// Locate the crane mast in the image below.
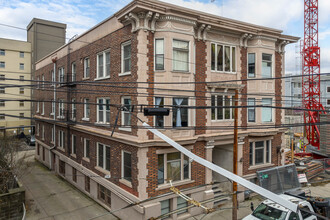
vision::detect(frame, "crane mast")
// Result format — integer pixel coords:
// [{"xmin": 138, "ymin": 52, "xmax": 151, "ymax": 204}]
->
[{"xmin": 303, "ymin": 0, "xmax": 324, "ymax": 149}]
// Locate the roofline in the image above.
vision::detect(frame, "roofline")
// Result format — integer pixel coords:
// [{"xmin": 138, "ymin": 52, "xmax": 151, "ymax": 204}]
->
[
  {"xmin": 27, "ymin": 18, "xmax": 67, "ymax": 30},
  {"xmin": 0, "ymin": 37, "xmax": 31, "ymax": 44}
]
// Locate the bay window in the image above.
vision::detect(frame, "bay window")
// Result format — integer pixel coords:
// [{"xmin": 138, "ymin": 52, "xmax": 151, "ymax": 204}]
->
[
  {"xmin": 262, "ymin": 98, "xmax": 272, "ymax": 122},
  {"xmin": 172, "ymin": 98, "xmax": 188, "ymax": 127},
  {"xmin": 173, "ymin": 40, "xmax": 189, "ymax": 72},
  {"xmin": 211, "ymin": 43, "xmax": 236, "ymax": 73},
  {"xmin": 248, "ymin": 53, "xmax": 256, "ymax": 78},
  {"xmin": 248, "ymin": 98, "xmax": 256, "ymax": 122},
  {"xmin": 211, "ymin": 95, "xmax": 234, "ymax": 120},
  {"xmin": 262, "ymin": 54, "xmax": 272, "ymax": 78}
]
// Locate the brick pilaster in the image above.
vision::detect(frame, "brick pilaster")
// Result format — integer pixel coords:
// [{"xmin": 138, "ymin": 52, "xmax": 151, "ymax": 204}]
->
[{"xmin": 240, "ymin": 47, "xmax": 248, "ymax": 128}]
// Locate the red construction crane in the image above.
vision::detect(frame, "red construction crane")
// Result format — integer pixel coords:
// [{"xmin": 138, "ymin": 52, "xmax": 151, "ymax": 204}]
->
[{"xmin": 302, "ymin": 0, "xmax": 326, "ymax": 149}]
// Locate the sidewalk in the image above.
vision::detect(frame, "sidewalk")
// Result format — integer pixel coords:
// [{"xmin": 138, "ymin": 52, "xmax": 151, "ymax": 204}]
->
[{"xmin": 19, "ymin": 150, "xmax": 118, "ymax": 220}]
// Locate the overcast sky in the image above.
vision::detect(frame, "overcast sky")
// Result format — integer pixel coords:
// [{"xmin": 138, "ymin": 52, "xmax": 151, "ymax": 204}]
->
[{"xmin": 1, "ymin": 0, "xmax": 330, "ymax": 73}]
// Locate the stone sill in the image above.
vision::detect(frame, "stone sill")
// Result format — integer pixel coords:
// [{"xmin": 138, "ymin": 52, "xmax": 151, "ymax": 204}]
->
[
  {"xmin": 156, "ymin": 179, "xmax": 194, "ymax": 191},
  {"xmin": 119, "ymin": 178, "xmax": 132, "ymax": 188}
]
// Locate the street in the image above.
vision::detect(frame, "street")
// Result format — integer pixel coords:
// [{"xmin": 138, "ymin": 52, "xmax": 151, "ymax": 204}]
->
[{"xmin": 19, "ymin": 150, "xmax": 118, "ymax": 220}]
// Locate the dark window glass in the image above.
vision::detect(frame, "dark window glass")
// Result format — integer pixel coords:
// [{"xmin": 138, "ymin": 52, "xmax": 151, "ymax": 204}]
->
[
  {"xmin": 248, "ymin": 53, "xmax": 256, "ymax": 77},
  {"xmin": 123, "ymin": 152, "xmax": 132, "ymax": 181},
  {"xmin": 98, "ymin": 144, "xmax": 103, "ymax": 167},
  {"xmin": 158, "ymin": 154, "xmax": 164, "ymax": 184}
]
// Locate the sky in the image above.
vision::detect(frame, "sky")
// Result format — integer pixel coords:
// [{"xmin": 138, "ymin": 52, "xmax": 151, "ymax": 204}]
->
[{"xmin": 1, "ymin": 0, "xmax": 330, "ymax": 73}]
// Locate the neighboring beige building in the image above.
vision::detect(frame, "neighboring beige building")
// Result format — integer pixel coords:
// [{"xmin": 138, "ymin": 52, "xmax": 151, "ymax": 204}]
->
[{"xmin": 0, "ymin": 38, "xmax": 31, "ymax": 135}]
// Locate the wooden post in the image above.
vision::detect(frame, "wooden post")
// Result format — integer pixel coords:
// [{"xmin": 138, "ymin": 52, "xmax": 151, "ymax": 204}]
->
[
  {"xmin": 291, "ymin": 137, "xmax": 294, "ymax": 164},
  {"xmin": 232, "ymin": 90, "xmax": 238, "ymax": 220}
]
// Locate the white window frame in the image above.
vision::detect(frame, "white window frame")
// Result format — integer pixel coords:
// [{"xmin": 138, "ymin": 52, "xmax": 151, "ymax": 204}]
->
[
  {"xmin": 97, "ymin": 143, "xmax": 111, "ymax": 171},
  {"xmin": 41, "ymin": 101, "xmax": 45, "ymax": 115},
  {"xmin": 84, "ymin": 138, "xmax": 90, "ymax": 158},
  {"xmin": 71, "ymin": 98, "xmax": 76, "ymax": 120},
  {"xmin": 58, "ymin": 67, "xmax": 65, "ymax": 83},
  {"xmin": 248, "ymin": 53, "xmax": 256, "ymax": 78},
  {"xmin": 83, "ymin": 98, "xmax": 90, "ymax": 120},
  {"xmin": 84, "ymin": 57, "xmax": 90, "ymax": 78},
  {"xmin": 261, "ymin": 53, "xmax": 273, "ymax": 78},
  {"xmin": 96, "ymin": 49, "xmax": 110, "ymax": 79},
  {"xmin": 261, "ymin": 98, "xmax": 273, "ymax": 122},
  {"xmin": 19, "ymin": 63, "xmax": 24, "ymax": 70},
  {"xmin": 0, "ymin": 62, "xmax": 5, "ymax": 68},
  {"xmin": 247, "ymin": 98, "xmax": 256, "ymax": 123},
  {"xmin": 249, "ymin": 140, "xmax": 271, "ymax": 167},
  {"xmin": 0, "ymin": 49, "xmax": 5, "ymax": 56},
  {"xmin": 36, "ymin": 101, "xmax": 39, "ymax": 113},
  {"xmin": 58, "ymin": 99, "xmax": 65, "ymax": 118},
  {"xmin": 51, "ymin": 70, "xmax": 55, "ymax": 83},
  {"xmin": 172, "ymin": 39, "xmax": 190, "ymax": 72},
  {"xmin": 211, "ymin": 95, "xmax": 234, "ymax": 121},
  {"xmin": 97, "ymin": 98, "xmax": 110, "ymax": 124},
  {"xmin": 51, "ymin": 100, "xmax": 55, "ymax": 116},
  {"xmin": 71, "ymin": 134, "xmax": 76, "ymax": 155},
  {"xmin": 210, "ymin": 43, "xmax": 236, "ymax": 73},
  {"xmin": 154, "ymin": 97, "xmax": 165, "ymax": 128},
  {"xmin": 42, "ymin": 125, "xmax": 45, "ymax": 140},
  {"xmin": 19, "ymin": 51, "xmax": 24, "ymax": 58},
  {"xmin": 155, "ymin": 38, "xmax": 165, "ymax": 71},
  {"xmin": 71, "ymin": 62, "xmax": 76, "ymax": 81},
  {"xmin": 120, "ymin": 41, "xmax": 131, "ymax": 76},
  {"xmin": 172, "ymin": 97, "xmax": 189, "ymax": 127},
  {"xmin": 58, "ymin": 130, "xmax": 65, "ymax": 148},
  {"xmin": 121, "ymin": 150, "xmax": 132, "ymax": 182},
  {"xmin": 157, "ymin": 152, "xmax": 191, "ymax": 185},
  {"xmin": 121, "ymin": 96, "xmax": 131, "ymax": 129}
]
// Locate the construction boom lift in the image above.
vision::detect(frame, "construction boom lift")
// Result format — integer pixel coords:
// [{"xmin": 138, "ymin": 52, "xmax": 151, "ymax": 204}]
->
[{"xmin": 302, "ymin": 0, "xmax": 327, "ymax": 151}]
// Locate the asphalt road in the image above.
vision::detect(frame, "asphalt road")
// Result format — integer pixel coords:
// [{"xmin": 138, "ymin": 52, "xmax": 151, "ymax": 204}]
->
[{"xmin": 19, "ymin": 150, "xmax": 118, "ymax": 220}]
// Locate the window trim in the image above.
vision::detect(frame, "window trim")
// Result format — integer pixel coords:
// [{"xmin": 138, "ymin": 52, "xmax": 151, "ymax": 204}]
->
[
  {"xmin": 172, "ymin": 39, "xmax": 190, "ymax": 72},
  {"xmin": 58, "ymin": 67, "xmax": 65, "ymax": 83},
  {"xmin": 71, "ymin": 62, "xmax": 76, "ymax": 82},
  {"xmin": 120, "ymin": 41, "xmax": 131, "ymax": 76},
  {"xmin": 248, "ymin": 98, "xmax": 256, "ymax": 123},
  {"xmin": 121, "ymin": 150, "xmax": 132, "ymax": 182},
  {"xmin": 155, "ymin": 38, "xmax": 165, "ymax": 71},
  {"xmin": 172, "ymin": 97, "xmax": 189, "ymax": 128},
  {"xmin": 71, "ymin": 98, "xmax": 76, "ymax": 120},
  {"xmin": 261, "ymin": 53, "xmax": 273, "ymax": 78},
  {"xmin": 210, "ymin": 42, "xmax": 236, "ymax": 73},
  {"xmin": 58, "ymin": 130, "xmax": 65, "ymax": 149},
  {"xmin": 83, "ymin": 57, "xmax": 90, "ymax": 79},
  {"xmin": 261, "ymin": 98, "xmax": 273, "ymax": 123},
  {"xmin": 211, "ymin": 94, "xmax": 234, "ymax": 121},
  {"xmin": 83, "ymin": 98, "xmax": 90, "ymax": 120},
  {"xmin": 96, "ymin": 97, "xmax": 110, "ymax": 124},
  {"xmin": 249, "ymin": 139, "xmax": 272, "ymax": 167},
  {"xmin": 84, "ymin": 138, "xmax": 90, "ymax": 159},
  {"xmin": 58, "ymin": 99, "xmax": 65, "ymax": 119},
  {"xmin": 96, "ymin": 143, "xmax": 111, "ymax": 172},
  {"xmin": 154, "ymin": 97, "xmax": 165, "ymax": 128},
  {"xmin": 247, "ymin": 53, "xmax": 256, "ymax": 78},
  {"xmin": 96, "ymin": 49, "xmax": 110, "ymax": 79},
  {"xmin": 120, "ymin": 96, "xmax": 132, "ymax": 130}
]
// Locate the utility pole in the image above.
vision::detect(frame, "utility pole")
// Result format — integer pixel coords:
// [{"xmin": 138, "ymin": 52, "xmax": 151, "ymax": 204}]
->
[{"xmin": 232, "ymin": 90, "xmax": 238, "ymax": 220}]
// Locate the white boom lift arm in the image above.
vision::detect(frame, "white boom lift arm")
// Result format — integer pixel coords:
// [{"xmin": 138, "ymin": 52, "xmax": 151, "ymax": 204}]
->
[{"xmin": 143, "ymin": 122, "xmax": 298, "ymax": 213}]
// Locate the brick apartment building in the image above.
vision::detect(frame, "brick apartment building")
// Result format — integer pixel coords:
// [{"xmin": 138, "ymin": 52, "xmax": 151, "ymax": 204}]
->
[{"xmin": 33, "ymin": 0, "xmax": 299, "ymax": 219}]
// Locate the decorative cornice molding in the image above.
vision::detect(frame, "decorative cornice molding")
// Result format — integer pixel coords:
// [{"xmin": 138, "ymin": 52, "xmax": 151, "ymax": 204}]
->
[
  {"xmin": 277, "ymin": 40, "xmax": 288, "ymax": 54},
  {"xmin": 158, "ymin": 15, "xmax": 197, "ymax": 26}
]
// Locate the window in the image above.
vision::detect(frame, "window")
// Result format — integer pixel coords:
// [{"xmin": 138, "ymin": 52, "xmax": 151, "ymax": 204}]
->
[
  {"xmin": 288, "ymin": 212, "xmax": 299, "ymax": 220},
  {"xmin": 0, "ymin": 62, "xmax": 5, "ymax": 68},
  {"xmin": 19, "ymin": 76, "xmax": 24, "ymax": 81},
  {"xmin": 122, "ymin": 151, "xmax": 131, "ymax": 181},
  {"xmin": 177, "ymin": 197, "xmax": 188, "ymax": 215},
  {"xmin": 71, "ymin": 62, "xmax": 76, "ymax": 81},
  {"xmin": 0, "ymin": 101, "xmax": 4, "ymax": 107},
  {"xmin": 36, "ymin": 101, "xmax": 39, "ymax": 113},
  {"xmin": 19, "ymin": 88, "xmax": 24, "ymax": 94},
  {"xmin": 173, "ymin": 40, "xmax": 189, "ymax": 72},
  {"xmin": 59, "ymin": 99, "xmax": 65, "ymax": 118},
  {"xmin": 327, "ymin": 87, "xmax": 330, "ymax": 93},
  {"xmin": 155, "ymin": 97, "xmax": 164, "ymax": 127},
  {"xmin": 211, "ymin": 95, "xmax": 234, "ymax": 121},
  {"xmin": 51, "ymin": 100, "xmax": 55, "ymax": 115},
  {"xmin": 72, "ymin": 134, "xmax": 76, "ymax": 155},
  {"xmin": 248, "ymin": 53, "xmax": 256, "ymax": 77},
  {"xmin": 121, "ymin": 41, "xmax": 131, "ymax": 74},
  {"xmin": 158, "ymin": 152, "xmax": 190, "ymax": 184},
  {"xmin": 249, "ymin": 140, "xmax": 271, "ymax": 166},
  {"xmin": 97, "ymin": 98, "xmax": 110, "ymax": 123},
  {"xmin": 41, "ymin": 102, "xmax": 44, "ymax": 115},
  {"xmin": 173, "ymin": 98, "xmax": 188, "ymax": 127},
  {"xmin": 20, "ymin": 113, "xmax": 24, "ymax": 119},
  {"xmin": 85, "ymin": 176, "xmax": 90, "ymax": 192},
  {"xmin": 211, "ymin": 43, "xmax": 236, "ymax": 72},
  {"xmin": 0, "ymin": 75, "xmax": 4, "ymax": 80},
  {"xmin": 71, "ymin": 99, "xmax": 76, "ymax": 120},
  {"xmin": 328, "ymin": 99, "xmax": 330, "ymax": 105},
  {"xmin": 84, "ymin": 138, "xmax": 90, "ymax": 158},
  {"xmin": 59, "ymin": 160, "xmax": 65, "ymax": 175},
  {"xmin": 51, "ymin": 127, "xmax": 54, "ymax": 143},
  {"xmin": 72, "ymin": 167, "xmax": 77, "ymax": 182},
  {"xmin": 97, "ymin": 50, "xmax": 110, "ymax": 78},
  {"xmin": 84, "ymin": 98, "xmax": 90, "ymax": 119},
  {"xmin": 0, "ymin": 88, "xmax": 4, "ymax": 94},
  {"xmin": 58, "ymin": 67, "xmax": 65, "ymax": 83},
  {"xmin": 41, "ymin": 125, "xmax": 45, "ymax": 140},
  {"xmin": 262, "ymin": 98, "xmax": 272, "ymax": 122},
  {"xmin": 300, "ymin": 206, "xmax": 312, "ymax": 219},
  {"xmin": 19, "ymin": 52, "xmax": 24, "ymax": 58},
  {"xmin": 19, "ymin": 63, "xmax": 24, "ymax": 70},
  {"xmin": 248, "ymin": 98, "xmax": 256, "ymax": 122},
  {"xmin": 262, "ymin": 54, "xmax": 272, "ymax": 78},
  {"xmin": 0, "ymin": 49, "xmax": 4, "ymax": 56},
  {"xmin": 97, "ymin": 143, "xmax": 110, "ymax": 171},
  {"xmin": 161, "ymin": 200, "xmax": 170, "ymax": 219},
  {"xmin": 0, "ymin": 114, "xmax": 4, "ymax": 120},
  {"xmin": 155, "ymin": 39, "xmax": 164, "ymax": 70},
  {"xmin": 98, "ymin": 185, "xmax": 111, "ymax": 207},
  {"xmin": 59, "ymin": 130, "xmax": 65, "ymax": 148},
  {"xmin": 122, "ymin": 97, "xmax": 131, "ymax": 126},
  {"xmin": 84, "ymin": 58, "xmax": 90, "ymax": 78}
]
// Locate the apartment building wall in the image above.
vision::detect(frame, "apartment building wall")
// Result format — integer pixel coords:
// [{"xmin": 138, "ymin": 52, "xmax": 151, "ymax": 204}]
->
[
  {"xmin": 0, "ymin": 38, "xmax": 31, "ymax": 135},
  {"xmin": 33, "ymin": 0, "xmax": 298, "ymax": 219}
]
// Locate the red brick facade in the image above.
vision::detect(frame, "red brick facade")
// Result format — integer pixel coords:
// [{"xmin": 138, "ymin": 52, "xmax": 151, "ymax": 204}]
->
[
  {"xmin": 275, "ymin": 52, "xmax": 283, "ymax": 126},
  {"xmin": 147, "ymin": 32, "xmax": 155, "ymax": 140},
  {"xmin": 240, "ymin": 47, "xmax": 248, "ymax": 128},
  {"xmin": 195, "ymin": 40, "xmax": 207, "ymax": 135}
]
